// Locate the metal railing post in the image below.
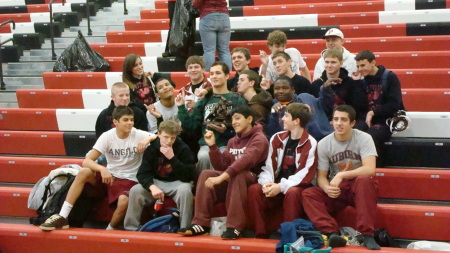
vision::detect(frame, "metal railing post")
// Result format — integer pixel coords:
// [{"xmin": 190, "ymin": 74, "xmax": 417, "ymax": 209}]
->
[
  {"xmin": 86, "ymin": 0, "xmax": 92, "ymax": 35},
  {"xmin": 124, "ymin": 0, "xmax": 128, "ymax": 15},
  {"xmin": 49, "ymin": 0, "xmax": 65, "ymax": 61},
  {"xmin": 0, "ymin": 20, "xmax": 15, "ymax": 90}
]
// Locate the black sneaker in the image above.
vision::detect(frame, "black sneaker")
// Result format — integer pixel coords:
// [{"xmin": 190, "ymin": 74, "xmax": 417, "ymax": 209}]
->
[
  {"xmin": 328, "ymin": 233, "xmax": 347, "ymax": 248},
  {"xmin": 39, "ymin": 214, "xmax": 69, "ymax": 231},
  {"xmin": 221, "ymin": 227, "xmax": 240, "ymax": 240},
  {"xmin": 178, "ymin": 224, "xmax": 209, "ymax": 236}
]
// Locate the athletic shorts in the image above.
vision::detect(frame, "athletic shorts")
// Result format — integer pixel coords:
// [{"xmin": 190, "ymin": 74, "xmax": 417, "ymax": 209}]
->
[{"xmin": 83, "ymin": 172, "xmax": 137, "ymax": 205}]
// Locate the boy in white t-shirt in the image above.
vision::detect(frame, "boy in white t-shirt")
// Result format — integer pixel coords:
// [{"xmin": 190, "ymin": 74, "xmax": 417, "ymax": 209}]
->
[
  {"xmin": 259, "ymin": 30, "xmax": 311, "ymax": 83},
  {"xmin": 39, "ymin": 106, "xmax": 155, "ymax": 231}
]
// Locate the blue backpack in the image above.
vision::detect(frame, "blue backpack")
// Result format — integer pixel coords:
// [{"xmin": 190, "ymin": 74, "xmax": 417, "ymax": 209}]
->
[{"xmin": 139, "ymin": 208, "xmax": 180, "ymax": 233}]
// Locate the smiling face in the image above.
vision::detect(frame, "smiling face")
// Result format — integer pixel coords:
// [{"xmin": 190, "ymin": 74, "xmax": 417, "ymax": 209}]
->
[
  {"xmin": 273, "ymin": 56, "xmax": 291, "ymax": 76},
  {"xmin": 231, "ymin": 112, "xmax": 253, "ymax": 134},
  {"xmin": 112, "ymin": 87, "xmax": 131, "ymax": 107},
  {"xmin": 281, "ymin": 112, "xmax": 298, "ymax": 131},
  {"xmin": 114, "ymin": 114, "xmax": 134, "ymax": 134},
  {"xmin": 269, "ymin": 43, "xmax": 286, "ymax": 55},
  {"xmin": 332, "ymin": 110, "xmax": 355, "ymax": 137},
  {"xmin": 156, "ymin": 79, "xmax": 174, "ymax": 100},
  {"xmin": 325, "ymin": 36, "xmax": 344, "ymax": 50},
  {"xmin": 209, "ymin": 65, "xmax": 229, "ymax": 88},
  {"xmin": 356, "ymin": 59, "xmax": 377, "ymax": 77},
  {"xmin": 187, "ymin": 63, "xmax": 204, "ymax": 84},
  {"xmin": 324, "ymin": 56, "xmax": 343, "ymax": 76},
  {"xmin": 273, "ymin": 79, "xmax": 295, "ymax": 102},
  {"xmin": 232, "ymin": 51, "xmax": 250, "ymax": 73},
  {"xmin": 132, "ymin": 57, "xmax": 144, "ymax": 78}
]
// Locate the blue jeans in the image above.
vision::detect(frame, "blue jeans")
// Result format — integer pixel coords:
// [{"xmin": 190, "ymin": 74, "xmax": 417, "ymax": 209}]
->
[{"xmin": 199, "ymin": 12, "xmax": 232, "ymax": 71}]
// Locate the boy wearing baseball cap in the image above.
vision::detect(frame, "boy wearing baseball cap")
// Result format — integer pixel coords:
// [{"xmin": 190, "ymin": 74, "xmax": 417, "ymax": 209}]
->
[{"xmin": 313, "ymin": 28, "xmax": 357, "ymax": 80}]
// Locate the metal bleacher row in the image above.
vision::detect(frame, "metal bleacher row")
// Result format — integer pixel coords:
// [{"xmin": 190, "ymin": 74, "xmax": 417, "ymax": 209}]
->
[{"xmin": 0, "ymin": 0, "xmax": 449, "ymax": 252}]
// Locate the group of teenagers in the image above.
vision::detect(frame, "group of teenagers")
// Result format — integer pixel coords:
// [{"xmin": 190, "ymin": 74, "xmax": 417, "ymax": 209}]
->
[{"xmin": 38, "ymin": 28, "xmax": 405, "ymax": 250}]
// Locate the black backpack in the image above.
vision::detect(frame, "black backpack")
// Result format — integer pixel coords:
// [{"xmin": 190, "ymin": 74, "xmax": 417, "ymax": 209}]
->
[{"xmin": 30, "ymin": 173, "xmax": 92, "ymax": 227}]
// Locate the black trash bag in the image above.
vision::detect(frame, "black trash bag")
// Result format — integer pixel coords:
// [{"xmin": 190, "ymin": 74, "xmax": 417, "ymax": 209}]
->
[
  {"xmin": 53, "ymin": 30, "xmax": 110, "ymax": 72},
  {"xmin": 168, "ymin": 0, "xmax": 198, "ymax": 59}
]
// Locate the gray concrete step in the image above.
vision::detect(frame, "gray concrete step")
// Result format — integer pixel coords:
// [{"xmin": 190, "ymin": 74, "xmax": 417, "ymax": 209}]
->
[
  {"xmin": 0, "ymin": 91, "xmax": 18, "ymax": 108},
  {"xmin": 3, "ymin": 70, "xmax": 50, "ymax": 76},
  {"xmin": 2, "ymin": 77, "xmax": 44, "ymax": 91},
  {"xmin": 7, "ymin": 62, "xmax": 55, "ymax": 70},
  {"xmin": 20, "ymin": 56, "xmax": 57, "ymax": 61}
]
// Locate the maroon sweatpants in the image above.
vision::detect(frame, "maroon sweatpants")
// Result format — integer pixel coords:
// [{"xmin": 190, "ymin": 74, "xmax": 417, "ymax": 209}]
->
[
  {"xmin": 247, "ymin": 183, "xmax": 307, "ymax": 238},
  {"xmin": 192, "ymin": 170, "xmax": 257, "ymax": 231},
  {"xmin": 302, "ymin": 176, "xmax": 378, "ymax": 236}
]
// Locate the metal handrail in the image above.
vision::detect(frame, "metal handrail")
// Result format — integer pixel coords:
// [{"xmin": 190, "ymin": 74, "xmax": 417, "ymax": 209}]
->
[
  {"xmin": 0, "ymin": 38, "xmax": 14, "ymax": 90},
  {"xmin": 86, "ymin": 0, "xmax": 92, "ymax": 35},
  {"xmin": 123, "ymin": 0, "xmax": 128, "ymax": 15},
  {"xmin": 0, "ymin": 20, "xmax": 16, "ymax": 30},
  {"xmin": 49, "ymin": 0, "xmax": 65, "ymax": 60}
]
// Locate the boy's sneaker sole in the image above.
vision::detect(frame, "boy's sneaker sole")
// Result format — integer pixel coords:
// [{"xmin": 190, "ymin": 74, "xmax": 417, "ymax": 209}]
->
[{"xmin": 39, "ymin": 224, "xmax": 69, "ymax": 231}]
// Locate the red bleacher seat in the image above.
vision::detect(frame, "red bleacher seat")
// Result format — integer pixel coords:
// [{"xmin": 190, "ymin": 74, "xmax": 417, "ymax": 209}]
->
[
  {"xmin": 42, "ymin": 72, "xmax": 109, "ymax": 89},
  {"xmin": 0, "ymin": 13, "xmax": 31, "ymax": 22},
  {"xmin": 0, "ymin": 131, "xmax": 66, "ymax": 156},
  {"xmin": 124, "ymin": 19, "xmax": 170, "ymax": 31},
  {"xmin": 402, "ymin": 89, "xmax": 450, "ymax": 112},
  {"xmin": 0, "ymin": 187, "xmax": 35, "ymax": 217},
  {"xmin": 0, "ymin": 156, "xmax": 83, "ymax": 184},
  {"xmin": 0, "ymin": 108, "xmax": 58, "ymax": 130},
  {"xmin": 140, "ymin": 9, "xmax": 169, "ymax": 19},
  {"xmin": 16, "ymin": 89, "xmax": 84, "ymax": 109},
  {"xmin": 376, "ymin": 168, "xmax": 450, "ymax": 201},
  {"xmin": 106, "ymin": 30, "xmax": 165, "ymax": 43}
]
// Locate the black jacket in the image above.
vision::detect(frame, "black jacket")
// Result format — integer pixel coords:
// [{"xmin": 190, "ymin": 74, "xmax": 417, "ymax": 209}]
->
[
  {"xmin": 95, "ymin": 101, "xmax": 148, "ymax": 139},
  {"xmin": 137, "ymin": 137, "xmax": 195, "ymax": 191}
]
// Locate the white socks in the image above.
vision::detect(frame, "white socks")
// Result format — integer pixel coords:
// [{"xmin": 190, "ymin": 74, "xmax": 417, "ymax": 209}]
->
[{"xmin": 59, "ymin": 201, "xmax": 73, "ymax": 219}]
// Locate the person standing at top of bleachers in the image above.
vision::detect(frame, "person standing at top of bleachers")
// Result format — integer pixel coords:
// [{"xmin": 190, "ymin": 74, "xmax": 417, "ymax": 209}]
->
[
  {"xmin": 39, "ymin": 106, "xmax": 156, "ymax": 231},
  {"xmin": 176, "ymin": 62, "xmax": 247, "ymax": 179},
  {"xmin": 146, "ymin": 78, "xmax": 179, "ymax": 134},
  {"xmin": 313, "ymin": 28, "xmax": 357, "ymax": 80},
  {"xmin": 311, "ymin": 49, "xmax": 368, "ymax": 122},
  {"xmin": 227, "ymin": 47, "xmax": 259, "ymax": 91},
  {"xmin": 193, "ymin": 0, "xmax": 232, "ymax": 71},
  {"xmin": 268, "ymin": 52, "xmax": 313, "ymax": 96},
  {"xmin": 352, "ymin": 50, "xmax": 404, "ymax": 168},
  {"xmin": 122, "ymin": 53, "xmax": 157, "ymax": 113},
  {"xmin": 95, "ymin": 82, "xmax": 148, "ymax": 140},
  {"xmin": 259, "ymin": 30, "xmax": 311, "ymax": 83},
  {"xmin": 302, "ymin": 105, "xmax": 380, "ymax": 250},
  {"xmin": 247, "ymin": 103, "xmax": 317, "ymax": 239}
]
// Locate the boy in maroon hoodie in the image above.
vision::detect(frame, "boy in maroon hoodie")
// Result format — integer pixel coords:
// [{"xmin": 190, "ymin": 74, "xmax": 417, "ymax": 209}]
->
[{"xmin": 178, "ymin": 106, "xmax": 269, "ymax": 239}]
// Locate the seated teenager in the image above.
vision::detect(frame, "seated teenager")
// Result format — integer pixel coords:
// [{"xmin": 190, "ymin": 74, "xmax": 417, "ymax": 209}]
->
[
  {"xmin": 266, "ymin": 76, "xmax": 334, "ymax": 141},
  {"xmin": 146, "ymin": 78, "xmax": 179, "ymax": 134},
  {"xmin": 39, "ymin": 106, "xmax": 155, "ymax": 230},
  {"xmin": 124, "ymin": 120, "xmax": 195, "ymax": 230},
  {"xmin": 248, "ymin": 103, "xmax": 317, "ymax": 238},
  {"xmin": 302, "ymin": 105, "xmax": 380, "ymax": 250},
  {"xmin": 122, "ymin": 53, "xmax": 157, "ymax": 113},
  {"xmin": 178, "ymin": 106, "xmax": 269, "ymax": 239}
]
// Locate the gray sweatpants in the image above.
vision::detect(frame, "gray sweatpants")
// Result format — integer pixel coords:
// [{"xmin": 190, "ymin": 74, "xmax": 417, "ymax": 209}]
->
[{"xmin": 124, "ymin": 179, "xmax": 193, "ymax": 230}]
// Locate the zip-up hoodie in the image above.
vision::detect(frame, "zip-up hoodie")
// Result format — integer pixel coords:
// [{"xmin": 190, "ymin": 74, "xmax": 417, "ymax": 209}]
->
[
  {"xmin": 209, "ymin": 123, "xmax": 269, "ymax": 178},
  {"xmin": 258, "ymin": 130, "xmax": 318, "ymax": 194}
]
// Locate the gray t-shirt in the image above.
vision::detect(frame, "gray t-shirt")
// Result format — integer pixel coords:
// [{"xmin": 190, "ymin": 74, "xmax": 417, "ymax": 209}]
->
[{"xmin": 318, "ymin": 129, "xmax": 377, "ymax": 180}]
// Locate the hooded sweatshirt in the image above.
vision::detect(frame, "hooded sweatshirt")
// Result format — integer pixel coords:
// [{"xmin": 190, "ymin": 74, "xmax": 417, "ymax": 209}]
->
[
  {"xmin": 209, "ymin": 123, "xmax": 269, "ymax": 178},
  {"xmin": 313, "ymin": 47, "xmax": 357, "ymax": 80},
  {"xmin": 312, "ymin": 67, "xmax": 368, "ymax": 120},
  {"xmin": 248, "ymin": 88, "xmax": 273, "ymax": 126}
]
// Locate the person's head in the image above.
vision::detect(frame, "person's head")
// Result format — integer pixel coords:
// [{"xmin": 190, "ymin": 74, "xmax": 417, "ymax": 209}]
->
[
  {"xmin": 185, "ymin": 55, "xmax": 205, "ymax": 83},
  {"xmin": 158, "ymin": 120, "xmax": 180, "ymax": 147},
  {"xmin": 272, "ymin": 51, "xmax": 292, "ymax": 76},
  {"xmin": 267, "ymin": 30, "xmax": 287, "ymax": 55},
  {"xmin": 282, "ymin": 103, "xmax": 311, "ymax": 131},
  {"xmin": 155, "ymin": 78, "xmax": 176, "ymax": 100},
  {"xmin": 273, "ymin": 76, "xmax": 295, "ymax": 102},
  {"xmin": 332, "ymin": 105, "xmax": 356, "ymax": 135},
  {"xmin": 122, "ymin": 54, "xmax": 147, "ymax": 90},
  {"xmin": 111, "ymin": 82, "xmax": 131, "ymax": 107},
  {"xmin": 323, "ymin": 48, "xmax": 343, "ymax": 76},
  {"xmin": 209, "ymin": 61, "xmax": 230, "ymax": 87},
  {"xmin": 230, "ymin": 106, "xmax": 254, "ymax": 134},
  {"xmin": 355, "ymin": 50, "xmax": 377, "ymax": 77},
  {"xmin": 231, "ymin": 47, "xmax": 251, "ymax": 73},
  {"xmin": 237, "ymin": 70, "xmax": 260, "ymax": 95},
  {"xmin": 323, "ymin": 28, "xmax": 344, "ymax": 51},
  {"xmin": 112, "ymin": 106, "xmax": 134, "ymax": 132}
]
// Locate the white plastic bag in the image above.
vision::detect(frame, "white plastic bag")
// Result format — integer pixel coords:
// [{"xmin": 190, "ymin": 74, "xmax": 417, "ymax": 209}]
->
[
  {"xmin": 210, "ymin": 217, "xmax": 227, "ymax": 236},
  {"xmin": 407, "ymin": 241, "xmax": 450, "ymax": 251}
]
